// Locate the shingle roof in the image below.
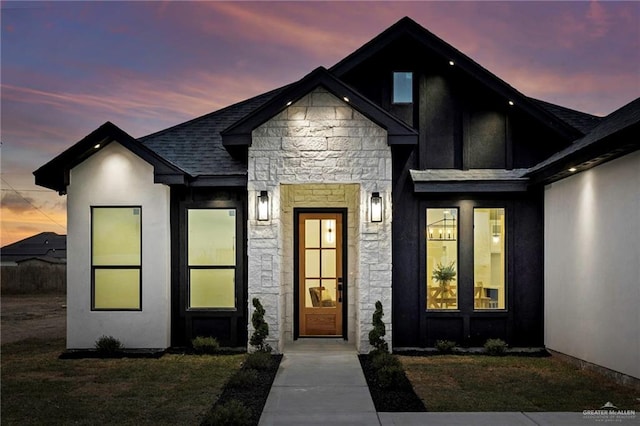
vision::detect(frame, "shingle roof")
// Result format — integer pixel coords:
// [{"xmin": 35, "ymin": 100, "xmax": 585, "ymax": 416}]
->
[
  {"xmin": 528, "ymin": 97, "xmax": 640, "ymax": 177},
  {"xmin": 529, "ymin": 98, "xmax": 602, "ymax": 134},
  {"xmin": 1, "ymin": 232, "xmax": 66, "ymax": 264},
  {"xmin": 139, "ymin": 86, "xmax": 289, "ymax": 177}
]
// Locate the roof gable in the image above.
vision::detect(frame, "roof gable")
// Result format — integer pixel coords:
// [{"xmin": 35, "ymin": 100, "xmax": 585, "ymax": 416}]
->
[
  {"xmin": 34, "ymin": 122, "xmax": 186, "ymax": 194},
  {"xmin": 221, "ymin": 67, "xmax": 418, "ymax": 147},
  {"xmin": 331, "ymin": 17, "xmax": 583, "ymax": 140}
]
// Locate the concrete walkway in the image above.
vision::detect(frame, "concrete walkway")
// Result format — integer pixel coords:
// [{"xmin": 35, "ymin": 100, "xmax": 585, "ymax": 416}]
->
[
  {"xmin": 259, "ymin": 339, "xmax": 379, "ymax": 425},
  {"xmin": 259, "ymin": 340, "xmax": 619, "ymax": 425}
]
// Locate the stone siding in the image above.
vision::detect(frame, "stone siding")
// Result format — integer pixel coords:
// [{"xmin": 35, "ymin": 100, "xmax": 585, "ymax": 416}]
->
[{"xmin": 247, "ymin": 87, "xmax": 392, "ymax": 353}]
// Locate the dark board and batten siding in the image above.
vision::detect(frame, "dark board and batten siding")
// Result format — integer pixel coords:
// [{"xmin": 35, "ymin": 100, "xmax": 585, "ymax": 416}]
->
[
  {"xmin": 170, "ymin": 187, "xmax": 248, "ymax": 348},
  {"xmin": 341, "ymin": 36, "xmax": 551, "ymax": 348}
]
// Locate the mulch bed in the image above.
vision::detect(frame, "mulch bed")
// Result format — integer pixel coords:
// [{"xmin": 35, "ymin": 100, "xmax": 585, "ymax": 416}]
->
[
  {"xmin": 202, "ymin": 354, "xmax": 282, "ymax": 425},
  {"xmin": 359, "ymin": 354, "xmax": 426, "ymax": 412}
]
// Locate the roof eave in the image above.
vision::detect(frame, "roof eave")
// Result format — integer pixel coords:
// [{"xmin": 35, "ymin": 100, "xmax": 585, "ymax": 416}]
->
[
  {"xmin": 34, "ymin": 122, "xmax": 188, "ymax": 194},
  {"xmin": 413, "ymin": 180, "xmax": 529, "ymax": 193},
  {"xmin": 221, "ymin": 67, "xmax": 418, "ymax": 148}
]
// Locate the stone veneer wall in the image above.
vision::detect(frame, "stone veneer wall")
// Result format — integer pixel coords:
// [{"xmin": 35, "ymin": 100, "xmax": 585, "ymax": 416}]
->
[{"xmin": 247, "ymin": 87, "xmax": 393, "ymax": 353}]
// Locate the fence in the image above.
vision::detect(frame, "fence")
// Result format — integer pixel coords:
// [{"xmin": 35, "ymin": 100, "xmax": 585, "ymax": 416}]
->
[{"xmin": 1, "ymin": 263, "xmax": 66, "ymax": 294}]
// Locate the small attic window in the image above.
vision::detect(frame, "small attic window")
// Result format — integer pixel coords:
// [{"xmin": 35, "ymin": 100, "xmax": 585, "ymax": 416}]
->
[{"xmin": 393, "ymin": 71, "xmax": 413, "ymax": 104}]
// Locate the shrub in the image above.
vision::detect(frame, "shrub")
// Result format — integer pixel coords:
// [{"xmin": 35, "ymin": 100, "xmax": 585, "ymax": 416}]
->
[
  {"xmin": 484, "ymin": 338, "xmax": 508, "ymax": 356},
  {"xmin": 191, "ymin": 336, "xmax": 220, "ymax": 354},
  {"xmin": 376, "ymin": 364, "xmax": 405, "ymax": 389},
  {"xmin": 244, "ymin": 351, "xmax": 273, "ymax": 371},
  {"xmin": 249, "ymin": 298, "xmax": 272, "ymax": 353},
  {"xmin": 435, "ymin": 339, "xmax": 457, "ymax": 354},
  {"xmin": 371, "ymin": 350, "xmax": 401, "ymax": 371},
  {"xmin": 226, "ymin": 369, "xmax": 259, "ymax": 389},
  {"xmin": 202, "ymin": 399, "xmax": 252, "ymax": 426},
  {"xmin": 368, "ymin": 300, "xmax": 388, "ymax": 353},
  {"xmin": 94, "ymin": 335, "xmax": 122, "ymax": 355}
]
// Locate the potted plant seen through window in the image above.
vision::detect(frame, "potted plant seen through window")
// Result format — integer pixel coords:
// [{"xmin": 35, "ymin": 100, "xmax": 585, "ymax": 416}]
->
[{"xmin": 432, "ymin": 261, "xmax": 457, "ymax": 309}]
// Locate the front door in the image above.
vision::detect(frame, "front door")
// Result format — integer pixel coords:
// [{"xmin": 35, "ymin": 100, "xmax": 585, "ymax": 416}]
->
[{"xmin": 297, "ymin": 212, "xmax": 344, "ymax": 336}]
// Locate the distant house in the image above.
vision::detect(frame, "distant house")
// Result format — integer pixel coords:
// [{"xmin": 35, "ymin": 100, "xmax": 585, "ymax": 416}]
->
[
  {"xmin": 33, "ymin": 17, "xmax": 638, "ymax": 382},
  {"xmin": 1, "ymin": 232, "xmax": 66, "ymax": 266},
  {"xmin": 1, "ymin": 232, "xmax": 66, "ymax": 294}
]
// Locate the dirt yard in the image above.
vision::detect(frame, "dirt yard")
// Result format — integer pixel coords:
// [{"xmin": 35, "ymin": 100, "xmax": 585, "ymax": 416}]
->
[{"xmin": 1, "ymin": 295, "xmax": 66, "ymax": 344}]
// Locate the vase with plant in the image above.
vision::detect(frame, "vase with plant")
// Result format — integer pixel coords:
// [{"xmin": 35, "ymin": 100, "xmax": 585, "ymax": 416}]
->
[{"xmin": 432, "ymin": 261, "xmax": 456, "ymax": 289}]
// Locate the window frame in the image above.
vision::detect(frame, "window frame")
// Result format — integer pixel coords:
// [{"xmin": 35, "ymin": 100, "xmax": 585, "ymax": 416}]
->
[
  {"xmin": 392, "ymin": 71, "xmax": 413, "ymax": 104},
  {"xmin": 426, "ymin": 207, "xmax": 460, "ymax": 311},
  {"xmin": 185, "ymin": 205, "xmax": 240, "ymax": 312},
  {"xmin": 421, "ymin": 202, "xmax": 510, "ymax": 314},
  {"xmin": 91, "ymin": 205, "xmax": 142, "ymax": 311},
  {"xmin": 472, "ymin": 207, "xmax": 507, "ymax": 311}
]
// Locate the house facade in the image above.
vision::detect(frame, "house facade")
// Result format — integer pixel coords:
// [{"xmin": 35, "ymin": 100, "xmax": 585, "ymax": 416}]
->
[{"xmin": 35, "ymin": 17, "xmax": 639, "ymax": 374}]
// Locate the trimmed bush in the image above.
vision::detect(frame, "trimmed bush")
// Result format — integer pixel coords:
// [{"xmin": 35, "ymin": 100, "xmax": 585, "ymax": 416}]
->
[
  {"xmin": 244, "ymin": 351, "xmax": 273, "ymax": 371},
  {"xmin": 368, "ymin": 300, "xmax": 388, "ymax": 353},
  {"xmin": 435, "ymin": 339, "xmax": 457, "ymax": 354},
  {"xmin": 376, "ymin": 364, "xmax": 405, "ymax": 389},
  {"xmin": 484, "ymin": 338, "xmax": 508, "ymax": 356},
  {"xmin": 371, "ymin": 350, "xmax": 401, "ymax": 371},
  {"xmin": 94, "ymin": 335, "xmax": 122, "ymax": 355},
  {"xmin": 202, "ymin": 399, "xmax": 252, "ymax": 426},
  {"xmin": 249, "ymin": 298, "xmax": 272, "ymax": 353},
  {"xmin": 191, "ymin": 336, "xmax": 220, "ymax": 354}
]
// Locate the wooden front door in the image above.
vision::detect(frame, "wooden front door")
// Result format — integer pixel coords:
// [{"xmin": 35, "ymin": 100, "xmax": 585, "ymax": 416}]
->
[{"xmin": 298, "ymin": 212, "xmax": 344, "ymax": 336}]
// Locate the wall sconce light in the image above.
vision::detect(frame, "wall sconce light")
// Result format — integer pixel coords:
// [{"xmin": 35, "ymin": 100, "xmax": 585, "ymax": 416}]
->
[
  {"xmin": 371, "ymin": 192, "xmax": 383, "ymax": 222},
  {"xmin": 257, "ymin": 190, "xmax": 269, "ymax": 221}
]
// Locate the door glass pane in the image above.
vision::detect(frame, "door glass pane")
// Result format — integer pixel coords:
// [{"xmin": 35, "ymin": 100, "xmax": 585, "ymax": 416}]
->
[
  {"xmin": 321, "ymin": 279, "xmax": 337, "ymax": 307},
  {"xmin": 93, "ymin": 207, "xmax": 141, "ymax": 266},
  {"xmin": 474, "ymin": 208, "xmax": 506, "ymax": 310},
  {"xmin": 94, "ymin": 269, "xmax": 140, "ymax": 309},
  {"xmin": 305, "ymin": 249, "xmax": 320, "ymax": 278},
  {"xmin": 321, "ymin": 250, "xmax": 336, "ymax": 278},
  {"xmin": 190, "ymin": 269, "xmax": 235, "ymax": 308},
  {"xmin": 306, "ymin": 279, "xmax": 321, "ymax": 308},
  {"xmin": 427, "ymin": 208, "xmax": 458, "ymax": 310},
  {"xmin": 188, "ymin": 209, "xmax": 236, "ymax": 266},
  {"xmin": 322, "ymin": 219, "xmax": 336, "ymax": 248},
  {"xmin": 305, "ymin": 219, "xmax": 320, "ymax": 248}
]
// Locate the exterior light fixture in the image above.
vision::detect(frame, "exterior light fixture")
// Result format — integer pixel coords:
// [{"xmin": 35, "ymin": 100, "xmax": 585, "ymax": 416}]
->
[
  {"xmin": 568, "ymin": 167, "xmax": 577, "ymax": 172},
  {"xmin": 94, "ymin": 144, "xmax": 101, "ymax": 149},
  {"xmin": 492, "ymin": 218, "xmax": 501, "ymax": 244},
  {"xmin": 286, "ymin": 101, "xmax": 292, "ymax": 106},
  {"xmin": 371, "ymin": 192, "xmax": 383, "ymax": 222},
  {"xmin": 449, "ymin": 60, "xmax": 455, "ymax": 66},
  {"xmin": 343, "ymin": 96, "xmax": 350, "ymax": 103},
  {"xmin": 508, "ymin": 100, "xmax": 514, "ymax": 106},
  {"xmin": 257, "ymin": 190, "xmax": 269, "ymax": 221}
]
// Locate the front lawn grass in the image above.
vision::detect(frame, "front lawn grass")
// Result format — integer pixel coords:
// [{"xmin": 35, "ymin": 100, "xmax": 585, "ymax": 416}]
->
[
  {"xmin": 400, "ymin": 354, "xmax": 640, "ymax": 412},
  {"xmin": 1, "ymin": 338, "xmax": 244, "ymax": 425}
]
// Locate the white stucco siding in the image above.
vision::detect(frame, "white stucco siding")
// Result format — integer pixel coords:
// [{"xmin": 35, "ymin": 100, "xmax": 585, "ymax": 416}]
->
[
  {"xmin": 247, "ymin": 87, "xmax": 393, "ymax": 353},
  {"xmin": 66, "ymin": 142, "xmax": 171, "ymax": 349},
  {"xmin": 544, "ymin": 150, "xmax": 640, "ymax": 379}
]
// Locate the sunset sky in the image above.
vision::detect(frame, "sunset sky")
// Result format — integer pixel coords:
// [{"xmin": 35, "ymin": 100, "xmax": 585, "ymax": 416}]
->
[{"xmin": 1, "ymin": 1, "xmax": 639, "ymax": 246}]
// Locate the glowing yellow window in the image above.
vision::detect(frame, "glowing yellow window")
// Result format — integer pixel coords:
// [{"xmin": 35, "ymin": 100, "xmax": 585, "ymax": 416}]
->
[
  {"xmin": 187, "ymin": 209, "xmax": 236, "ymax": 309},
  {"xmin": 92, "ymin": 207, "xmax": 141, "ymax": 310},
  {"xmin": 426, "ymin": 208, "xmax": 458, "ymax": 310}
]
